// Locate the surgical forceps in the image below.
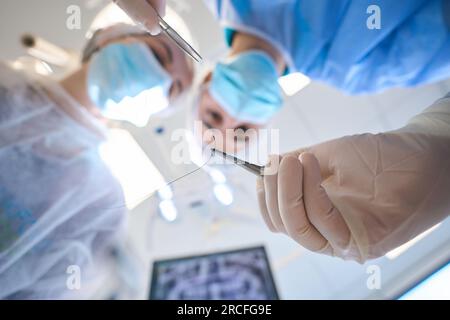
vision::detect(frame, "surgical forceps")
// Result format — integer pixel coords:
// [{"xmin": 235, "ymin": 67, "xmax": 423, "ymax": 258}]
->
[
  {"xmin": 157, "ymin": 14, "xmax": 202, "ymax": 63},
  {"xmin": 211, "ymin": 148, "xmax": 265, "ymax": 177}
]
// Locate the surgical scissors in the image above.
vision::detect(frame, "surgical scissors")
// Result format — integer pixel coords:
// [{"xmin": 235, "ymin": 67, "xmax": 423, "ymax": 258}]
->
[
  {"xmin": 212, "ymin": 148, "xmax": 264, "ymax": 177},
  {"xmin": 158, "ymin": 14, "xmax": 202, "ymax": 63}
]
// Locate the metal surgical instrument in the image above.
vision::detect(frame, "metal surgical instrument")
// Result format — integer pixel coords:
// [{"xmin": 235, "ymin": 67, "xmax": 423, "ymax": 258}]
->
[
  {"xmin": 212, "ymin": 148, "xmax": 264, "ymax": 177},
  {"xmin": 157, "ymin": 14, "xmax": 203, "ymax": 63}
]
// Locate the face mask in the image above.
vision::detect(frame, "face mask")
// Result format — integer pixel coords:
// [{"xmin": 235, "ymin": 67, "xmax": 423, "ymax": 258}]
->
[
  {"xmin": 209, "ymin": 50, "xmax": 283, "ymax": 125},
  {"xmin": 87, "ymin": 42, "xmax": 172, "ymax": 127}
]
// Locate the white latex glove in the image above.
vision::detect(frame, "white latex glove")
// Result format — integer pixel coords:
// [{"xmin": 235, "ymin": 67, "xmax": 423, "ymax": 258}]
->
[
  {"xmin": 257, "ymin": 94, "xmax": 450, "ymax": 263},
  {"xmin": 113, "ymin": 0, "xmax": 166, "ymax": 35}
]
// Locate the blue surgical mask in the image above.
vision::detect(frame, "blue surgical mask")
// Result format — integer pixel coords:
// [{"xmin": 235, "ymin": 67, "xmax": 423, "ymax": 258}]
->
[
  {"xmin": 209, "ymin": 50, "xmax": 283, "ymax": 124},
  {"xmin": 87, "ymin": 42, "xmax": 172, "ymax": 126}
]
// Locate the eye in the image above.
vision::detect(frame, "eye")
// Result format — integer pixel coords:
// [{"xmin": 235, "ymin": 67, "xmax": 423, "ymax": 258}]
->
[
  {"xmin": 207, "ymin": 110, "xmax": 223, "ymax": 124},
  {"xmin": 235, "ymin": 125, "xmax": 250, "ymax": 132},
  {"xmin": 203, "ymin": 121, "xmax": 213, "ymax": 129},
  {"xmin": 169, "ymin": 80, "xmax": 183, "ymax": 99},
  {"xmin": 147, "ymin": 45, "xmax": 165, "ymax": 66},
  {"xmin": 234, "ymin": 126, "xmax": 251, "ymax": 142}
]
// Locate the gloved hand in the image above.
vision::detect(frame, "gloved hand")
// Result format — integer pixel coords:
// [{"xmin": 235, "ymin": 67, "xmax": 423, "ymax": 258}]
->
[
  {"xmin": 257, "ymin": 94, "xmax": 450, "ymax": 263},
  {"xmin": 113, "ymin": 0, "xmax": 166, "ymax": 35}
]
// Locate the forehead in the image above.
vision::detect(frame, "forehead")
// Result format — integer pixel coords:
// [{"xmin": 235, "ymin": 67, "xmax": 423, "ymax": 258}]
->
[
  {"xmin": 142, "ymin": 34, "xmax": 193, "ymax": 75},
  {"xmin": 110, "ymin": 33, "xmax": 193, "ymax": 82}
]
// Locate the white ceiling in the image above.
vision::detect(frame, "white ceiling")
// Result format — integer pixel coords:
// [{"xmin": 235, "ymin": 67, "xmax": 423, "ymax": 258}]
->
[{"xmin": 2, "ymin": 0, "xmax": 450, "ymax": 300}]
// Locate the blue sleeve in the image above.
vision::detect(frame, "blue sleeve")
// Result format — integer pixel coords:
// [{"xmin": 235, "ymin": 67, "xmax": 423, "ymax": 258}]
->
[
  {"xmin": 210, "ymin": 0, "xmax": 450, "ymax": 94},
  {"xmin": 326, "ymin": 0, "xmax": 450, "ymax": 94}
]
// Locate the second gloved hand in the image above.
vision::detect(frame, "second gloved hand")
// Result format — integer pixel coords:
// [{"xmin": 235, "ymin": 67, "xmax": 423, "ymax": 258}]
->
[{"xmin": 257, "ymin": 94, "xmax": 450, "ymax": 263}]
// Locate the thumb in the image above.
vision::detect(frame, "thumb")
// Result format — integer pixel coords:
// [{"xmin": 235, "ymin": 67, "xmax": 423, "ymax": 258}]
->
[{"xmin": 305, "ymin": 136, "xmax": 348, "ymax": 179}]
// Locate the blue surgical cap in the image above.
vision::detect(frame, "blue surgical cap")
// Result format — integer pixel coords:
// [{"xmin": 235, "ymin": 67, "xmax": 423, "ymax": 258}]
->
[{"xmin": 209, "ymin": 50, "xmax": 283, "ymax": 124}]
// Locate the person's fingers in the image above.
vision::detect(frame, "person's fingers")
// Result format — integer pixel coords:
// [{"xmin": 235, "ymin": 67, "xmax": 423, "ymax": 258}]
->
[
  {"xmin": 285, "ymin": 143, "xmax": 334, "ymax": 179},
  {"xmin": 299, "ymin": 152, "xmax": 351, "ymax": 251},
  {"xmin": 277, "ymin": 155, "xmax": 332, "ymax": 254},
  {"xmin": 256, "ymin": 177, "xmax": 277, "ymax": 232},
  {"xmin": 148, "ymin": 0, "xmax": 166, "ymax": 16},
  {"xmin": 306, "ymin": 137, "xmax": 350, "ymax": 179},
  {"xmin": 115, "ymin": 0, "xmax": 161, "ymax": 35},
  {"xmin": 282, "ymin": 147, "xmax": 309, "ymax": 159},
  {"xmin": 263, "ymin": 155, "xmax": 287, "ymax": 233}
]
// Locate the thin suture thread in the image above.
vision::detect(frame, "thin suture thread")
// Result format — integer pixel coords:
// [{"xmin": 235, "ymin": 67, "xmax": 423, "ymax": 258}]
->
[{"xmin": 96, "ymin": 144, "xmax": 216, "ymax": 211}]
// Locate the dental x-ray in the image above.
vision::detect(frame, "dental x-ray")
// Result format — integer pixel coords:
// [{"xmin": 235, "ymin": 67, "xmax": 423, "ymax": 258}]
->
[{"xmin": 149, "ymin": 246, "xmax": 278, "ymax": 300}]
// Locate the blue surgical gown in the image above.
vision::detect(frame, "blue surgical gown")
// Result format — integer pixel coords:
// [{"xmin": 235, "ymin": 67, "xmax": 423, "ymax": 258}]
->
[{"xmin": 207, "ymin": 0, "xmax": 450, "ymax": 94}]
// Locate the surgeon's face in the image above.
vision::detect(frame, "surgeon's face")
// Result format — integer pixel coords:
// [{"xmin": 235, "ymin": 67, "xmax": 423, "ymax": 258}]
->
[
  {"xmin": 98, "ymin": 33, "xmax": 194, "ymax": 101},
  {"xmin": 197, "ymin": 74, "xmax": 263, "ymax": 153}
]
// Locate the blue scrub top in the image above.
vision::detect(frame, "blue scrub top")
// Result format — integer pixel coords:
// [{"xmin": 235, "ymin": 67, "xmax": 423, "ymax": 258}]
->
[{"xmin": 207, "ymin": 0, "xmax": 450, "ymax": 94}]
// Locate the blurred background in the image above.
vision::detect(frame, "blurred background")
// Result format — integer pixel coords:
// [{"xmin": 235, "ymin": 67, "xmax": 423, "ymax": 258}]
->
[{"xmin": 1, "ymin": 0, "xmax": 449, "ymax": 299}]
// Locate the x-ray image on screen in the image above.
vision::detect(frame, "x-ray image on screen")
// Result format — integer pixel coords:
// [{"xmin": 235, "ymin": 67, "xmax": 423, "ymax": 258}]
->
[{"xmin": 149, "ymin": 246, "xmax": 278, "ymax": 300}]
